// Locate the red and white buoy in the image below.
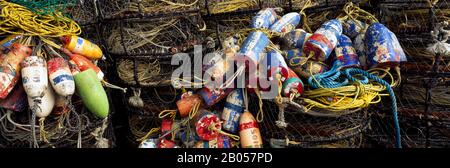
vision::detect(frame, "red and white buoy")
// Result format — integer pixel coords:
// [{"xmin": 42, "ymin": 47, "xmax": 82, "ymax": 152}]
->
[
  {"xmin": 239, "ymin": 111, "xmax": 263, "ymax": 148},
  {"xmin": 47, "ymin": 57, "xmax": 75, "ymax": 97}
]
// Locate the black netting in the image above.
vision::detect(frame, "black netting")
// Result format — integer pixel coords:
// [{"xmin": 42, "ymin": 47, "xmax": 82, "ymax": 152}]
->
[
  {"xmin": 98, "ymin": 0, "xmax": 200, "ymax": 20},
  {"xmin": 248, "ymin": 95, "xmax": 369, "ymax": 148},
  {"xmin": 101, "ymin": 14, "xmax": 205, "ymax": 57}
]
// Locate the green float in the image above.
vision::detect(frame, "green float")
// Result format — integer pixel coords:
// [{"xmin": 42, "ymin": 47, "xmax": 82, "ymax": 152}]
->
[{"xmin": 74, "ymin": 69, "xmax": 109, "ymax": 118}]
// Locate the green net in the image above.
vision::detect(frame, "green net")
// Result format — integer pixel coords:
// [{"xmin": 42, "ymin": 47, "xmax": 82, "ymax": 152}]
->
[{"xmin": 11, "ymin": 0, "xmax": 77, "ymax": 15}]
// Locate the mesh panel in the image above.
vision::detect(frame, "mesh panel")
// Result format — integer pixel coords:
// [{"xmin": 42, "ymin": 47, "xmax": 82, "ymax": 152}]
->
[
  {"xmin": 98, "ymin": 0, "xmax": 200, "ymax": 20},
  {"xmin": 248, "ymin": 95, "xmax": 369, "ymax": 148},
  {"xmin": 102, "ymin": 14, "xmax": 205, "ymax": 56}
]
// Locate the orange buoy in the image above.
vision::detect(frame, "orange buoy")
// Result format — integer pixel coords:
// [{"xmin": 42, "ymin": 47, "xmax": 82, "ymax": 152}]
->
[
  {"xmin": 176, "ymin": 93, "xmax": 203, "ymax": 118},
  {"xmin": 60, "ymin": 36, "xmax": 103, "ymax": 60},
  {"xmin": 239, "ymin": 111, "xmax": 263, "ymax": 148},
  {"xmin": 62, "ymin": 48, "xmax": 104, "ymax": 80}
]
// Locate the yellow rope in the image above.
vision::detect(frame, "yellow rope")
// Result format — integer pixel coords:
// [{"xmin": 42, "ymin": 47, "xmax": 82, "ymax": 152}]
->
[
  {"xmin": 39, "ymin": 117, "xmax": 49, "ymax": 143},
  {"xmin": 0, "ymin": 0, "xmax": 81, "ymax": 37},
  {"xmin": 208, "ymin": 122, "xmax": 240, "ymax": 141},
  {"xmin": 209, "ymin": 0, "xmax": 258, "ymax": 14},
  {"xmin": 159, "ymin": 110, "xmax": 177, "ymax": 120},
  {"xmin": 137, "ymin": 127, "xmax": 160, "ymax": 142}
]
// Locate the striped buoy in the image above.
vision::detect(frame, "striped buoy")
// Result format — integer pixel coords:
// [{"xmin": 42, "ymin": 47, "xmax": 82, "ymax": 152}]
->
[
  {"xmin": 221, "ymin": 89, "xmax": 244, "ymax": 133},
  {"xmin": 239, "ymin": 111, "xmax": 263, "ymax": 148},
  {"xmin": 303, "ymin": 19, "xmax": 343, "ymax": 61},
  {"xmin": 251, "ymin": 8, "xmax": 278, "ymax": 29}
]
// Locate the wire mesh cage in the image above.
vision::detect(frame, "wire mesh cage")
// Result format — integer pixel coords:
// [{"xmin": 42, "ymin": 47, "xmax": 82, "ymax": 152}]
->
[
  {"xmin": 124, "ymin": 86, "xmax": 179, "ymax": 115},
  {"xmin": 102, "ymin": 14, "xmax": 205, "ymax": 57},
  {"xmin": 368, "ymin": 111, "xmax": 450, "ymax": 148},
  {"xmin": 203, "ymin": 0, "xmax": 261, "ymax": 15},
  {"xmin": 122, "ymin": 85, "xmax": 178, "ymax": 146},
  {"xmin": 204, "ymin": 10, "xmax": 255, "ymax": 47},
  {"xmin": 97, "ymin": 0, "xmax": 201, "ymax": 20},
  {"xmin": 126, "ymin": 111, "xmax": 161, "ymax": 147},
  {"xmin": 260, "ymin": 0, "xmax": 290, "ymax": 9},
  {"xmin": 116, "ymin": 57, "xmax": 176, "ymax": 87},
  {"xmin": 248, "ymin": 95, "xmax": 369, "ymax": 148},
  {"xmin": 64, "ymin": 0, "xmax": 99, "ymax": 25},
  {"xmin": 397, "ymin": 75, "xmax": 450, "ymax": 123}
]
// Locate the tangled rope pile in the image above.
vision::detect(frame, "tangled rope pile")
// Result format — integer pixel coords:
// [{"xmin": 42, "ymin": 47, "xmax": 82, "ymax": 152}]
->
[{"xmin": 0, "ymin": 0, "xmax": 81, "ymax": 37}]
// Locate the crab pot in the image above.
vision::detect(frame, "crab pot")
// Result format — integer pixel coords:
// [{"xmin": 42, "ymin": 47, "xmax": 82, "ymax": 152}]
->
[
  {"xmin": 102, "ymin": 14, "xmax": 204, "ymax": 56},
  {"xmin": 247, "ymin": 95, "xmax": 369, "ymax": 148},
  {"xmin": 64, "ymin": 0, "xmax": 98, "ymax": 25},
  {"xmin": 303, "ymin": 19, "xmax": 343, "ymax": 61},
  {"xmin": 98, "ymin": 0, "xmax": 200, "ymax": 20},
  {"xmin": 365, "ymin": 23, "xmax": 407, "ymax": 68}
]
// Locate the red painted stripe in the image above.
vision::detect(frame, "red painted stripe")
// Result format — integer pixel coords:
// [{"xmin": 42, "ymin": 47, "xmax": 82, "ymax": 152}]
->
[{"xmin": 239, "ymin": 121, "xmax": 259, "ymax": 130}]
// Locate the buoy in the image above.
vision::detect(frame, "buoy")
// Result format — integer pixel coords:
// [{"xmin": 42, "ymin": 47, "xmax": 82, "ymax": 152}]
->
[
  {"xmin": 74, "ymin": 69, "xmax": 109, "ymax": 119},
  {"xmin": 303, "ymin": 19, "xmax": 343, "ymax": 61},
  {"xmin": 161, "ymin": 119, "xmax": 180, "ymax": 140},
  {"xmin": 365, "ymin": 23, "xmax": 407, "ymax": 68},
  {"xmin": 176, "ymin": 128, "xmax": 200, "ymax": 147},
  {"xmin": 269, "ymin": 12, "xmax": 301, "ymax": 33},
  {"xmin": 21, "ymin": 56, "xmax": 48, "ymax": 99},
  {"xmin": 280, "ymin": 29, "xmax": 312, "ymax": 50},
  {"xmin": 158, "ymin": 138, "xmax": 179, "ymax": 148},
  {"xmin": 62, "ymin": 48, "xmax": 104, "ymax": 80},
  {"xmin": 238, "ymin": 31, "xmax": 270, "ymax": 65},
  {"xmin": 176, "ymin": 93, "xmax": 203, "ymax": 117},
  {"xmin": 283, "ymin": 49, "xmax": 328, "ymax": 78},
  {"xmin": 28, "ymin": 85, "xmax": 55, "ymax": 118},
  {"xmin": 60, "ymin": 35, "xmax": 103, "ymax": 60},
  {"xmin": 342, "ymin": 19, "xmax": 366, "ymax": 38},
  {"xmin": 0, "ymin": 84, "xmax": 28, "ymax": 112},
  {"xmin": 0, "ymin": 43, "xmax": 32, "ymax": 99},
  {"xmin": 221, "ymin": 89, "xmax": 244, "ymax": 133},
  {"xmin": 139, "ymin": 138, "xmax": 158, "ymax": 148},
  {"xmin": 281, "ymin": 68, "xmax": 304, "ymax": 98},
  {"xmin": 251, "ymin": 8, "xmax": 278, "ymax": 29},
  {"xmin": 47, "ymin": 57, "xmax": 75, "ymax": 97},
  {"xmin": 194, "ymin": 135, "xmax": 232, "ymax": 148},
  {"xmin": 239, "ymin": 111, "xmax": 263, "ymax": 148},
  {"xmin": 194, "ymin": 109, "xmax": 221, "ymax": 141},
  {"xmin": 0, "ymin": 35, "xmax": 22, "ymax": 50},
  {"xmin": 353, "ymin": 33, "xmax": 368, "ymax": 69},
  {"xmin": 334, "ymin": 34, "xmax": 360, "ymax": 68},
  {"xmin": 198, "ymin": 87, "xmax": 233, "ymax": 107}
]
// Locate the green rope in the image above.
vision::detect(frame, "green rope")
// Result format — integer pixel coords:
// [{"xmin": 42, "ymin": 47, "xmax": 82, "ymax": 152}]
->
[{"xmin": 11, "ymin": 0, "xmax": 77, "ymax": 15}]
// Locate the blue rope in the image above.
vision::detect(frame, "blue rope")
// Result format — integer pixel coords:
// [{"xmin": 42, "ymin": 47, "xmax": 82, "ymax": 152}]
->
[
  {"xmin": 308, "ymin": 61, "xmax": 349, "ymax": 89},
  {"xmin": 344, "ymin": 68, "xmax": 402, "ymax": 148}
]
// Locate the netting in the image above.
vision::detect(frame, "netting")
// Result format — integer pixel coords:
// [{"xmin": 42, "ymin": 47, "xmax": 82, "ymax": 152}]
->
[
  {"xmin": 248, "ymin": 95, "xmax": 369, "ymax": 148},
  {"xmin": 64, "ymin": 0, "xmax": 99, "ymax": 25},
  {"xmin": 103, "ymin": 14, "xmax": 205, "ymax": 56},
  {"xmin": 11, "ymin": 0, "xmax": 77, "ymax": 15},
  {"xmin": 98, "ymin": 0, "xmax": 200, "ymax": 20}
]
